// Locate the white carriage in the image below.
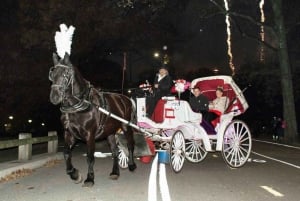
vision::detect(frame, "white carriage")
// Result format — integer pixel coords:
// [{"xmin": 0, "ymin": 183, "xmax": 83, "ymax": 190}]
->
[{"xmin": 99, "ymin": 75, "xmax": 252, "ymax": 172}]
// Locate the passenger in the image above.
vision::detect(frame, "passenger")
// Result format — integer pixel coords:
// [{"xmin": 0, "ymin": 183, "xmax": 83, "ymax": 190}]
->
[
  {"xmin": 205, "ymin": 86, "xmax": 229, "ymax": 126},
  {"xmin": 189, "ymin": 87, "xmax": 209, "ymax": 116},
  {"xmin": 146, "ymin": 66, "xmax": 172, "ymax": 116}
]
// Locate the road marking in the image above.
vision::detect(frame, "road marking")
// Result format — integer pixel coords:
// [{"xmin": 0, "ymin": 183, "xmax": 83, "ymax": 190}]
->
[
  {"xmin": 260, "ymin": 186, "xmax": 284, "ymax": 197},
  {"xmin": 148, "ymin": 154, "xmax": 158, "ymax": 201},
  {"xmin": 253, "ymin": 139, "xmax": 300, "ymax": 150},
  {"xmin": 252, "ymin": 159, "xmax": 266, "ymax": 163},
  {"xmin": 148, "ymin": 154, "xmax": 172, "ymax": 201},
  {"xmin": 159, "ymin": 163, "xmax": 171, "ymax": 201},
  {"xmin": 252, "ymin": 151, "xmax": 300, "ymax": 169}
]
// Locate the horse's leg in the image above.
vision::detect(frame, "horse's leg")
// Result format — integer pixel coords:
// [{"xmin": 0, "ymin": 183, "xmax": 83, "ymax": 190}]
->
[
  {"xmin": 82, "ymin": 136, "xmax": 95, "ymax": 187},
  {"xmin": 107, "ymin": 134, "xmax": 120, "ymax": 180},
  {"xmin": 122, "ymin": 124, "xmax": 137, "ymax": 171},
  {"xmin": 64, "ymin": 130, "xmax": 82, "ymax": 184}
]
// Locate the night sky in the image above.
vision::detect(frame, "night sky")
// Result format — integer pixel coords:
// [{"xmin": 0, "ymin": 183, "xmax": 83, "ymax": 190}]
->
[{"xmin": 0, "ymin": 0, "xmax": 299, "ymax": 134}]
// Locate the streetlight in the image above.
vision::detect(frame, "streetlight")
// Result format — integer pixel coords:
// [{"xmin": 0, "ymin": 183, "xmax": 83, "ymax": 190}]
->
[
  {"xmin": 153, "ymin": 52, "xmax": 160, "ymax": 58},
  {"xmin": 9, "ymin": 116, "xmax": 13, "ymax": 120}
]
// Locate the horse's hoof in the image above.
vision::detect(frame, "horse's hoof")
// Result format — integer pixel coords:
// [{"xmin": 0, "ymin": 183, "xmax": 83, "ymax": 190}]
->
[
  {"xmin": 129, "ymin": 163, "xmax": 137, "ymax": 172},
  {"xmin": 74, "ymin": 173, "xmax": 83, "ymax": 184},
  {"xmin": 82, "ymin": 181, "xmax": 94, "ymax": 187},
  {"xmin": 109, "ymin": 174, "xmax": 119, "ymax": 180}
]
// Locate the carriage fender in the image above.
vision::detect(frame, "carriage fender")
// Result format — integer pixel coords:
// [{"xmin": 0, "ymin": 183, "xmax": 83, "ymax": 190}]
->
[
  {"xmin": 216, "ymin": 113, "xmax": 234, "ymax": 151},
  {"xmin": 175, "ymin": 123, "xmax": 212, "ymax": 152}
]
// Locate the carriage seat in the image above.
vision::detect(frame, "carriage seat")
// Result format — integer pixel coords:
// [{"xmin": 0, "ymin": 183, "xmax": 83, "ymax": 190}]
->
[
  {"xmin": 151, "ymin": 97, "xmax": 202, "ymax": 123},
  {"xmin": 151, "ymin": 99, "xmax": 166, "ymax": 123}
]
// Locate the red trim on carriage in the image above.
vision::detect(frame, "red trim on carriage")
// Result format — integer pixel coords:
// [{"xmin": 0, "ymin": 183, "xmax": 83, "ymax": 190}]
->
[
  {"xmin": 165, "ymin": 108, "xmax": 175, "ymax": 119},
  {"xmin": 151, "ymin": 99, "xmax": 166, "ymax": 123}
]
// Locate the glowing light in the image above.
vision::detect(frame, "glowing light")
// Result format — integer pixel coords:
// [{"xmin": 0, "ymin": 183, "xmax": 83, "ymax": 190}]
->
[
  {"xmin": 153, "ymin": 52, "xmax": 160, "ymax": 58},
  {"xmin": 223, "ymin": 0, "xmax": 235, "ymax": 75},
  {"xmin": 213, "ymin": 68, "xmax": 219, "ymax": 73},
  {"xmin": 259, "ymin": 0, "xmax": 265, "ymax": 62}
]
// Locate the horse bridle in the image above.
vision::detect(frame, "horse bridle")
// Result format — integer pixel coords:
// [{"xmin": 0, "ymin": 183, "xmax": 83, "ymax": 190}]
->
[
  {"xmin": 49, "ymin": 64, "xmax": 91, "ymax": 113},
  {"xmin": 49, "ymin": 64, "xmax": 74, "ymax": 97}
]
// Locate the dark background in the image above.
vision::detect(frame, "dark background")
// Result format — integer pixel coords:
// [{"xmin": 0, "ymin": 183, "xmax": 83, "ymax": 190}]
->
[{"xmin": 0, "ymin": 0, "xmax": 299, "ymax": 137}]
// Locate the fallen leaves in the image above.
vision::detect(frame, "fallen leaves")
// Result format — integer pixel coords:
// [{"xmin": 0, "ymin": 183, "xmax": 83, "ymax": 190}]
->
[{"xmin": 0, "ymin": 168, "xmax": 33, "ymax": 183}]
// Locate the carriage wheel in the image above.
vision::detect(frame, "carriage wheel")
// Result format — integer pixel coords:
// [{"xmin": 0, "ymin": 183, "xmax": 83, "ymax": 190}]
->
[
  {"xmin": 185, "ymin": 139, "xmax": 207, "ymax": 163},
  {"xmin": 170, "ymin": 130, "xmax": 186, "ymax": 173},
  {"xmin": 221, "ymin": 120, "xmax": 252, "ymax": 168},
  {"xmin": 118, "ymin": 146, "xmax": 129, "ymax": 169}
]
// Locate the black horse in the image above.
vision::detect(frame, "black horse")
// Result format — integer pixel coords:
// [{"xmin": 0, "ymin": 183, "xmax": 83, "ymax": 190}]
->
[{"xmin": 49, "ymin": 53, "xmax": 136, "ymax": 187}]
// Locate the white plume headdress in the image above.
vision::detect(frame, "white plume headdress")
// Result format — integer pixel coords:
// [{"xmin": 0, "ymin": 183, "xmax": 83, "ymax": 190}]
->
[{"xmin": 54, "ymin": 24, "xmax": 75, "ymax": 58}]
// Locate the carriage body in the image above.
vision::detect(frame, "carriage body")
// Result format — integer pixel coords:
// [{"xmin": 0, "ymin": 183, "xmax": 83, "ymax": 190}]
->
[{"xmin": 134, "ymin": 75, "xmax": 252, "ymax": 172}]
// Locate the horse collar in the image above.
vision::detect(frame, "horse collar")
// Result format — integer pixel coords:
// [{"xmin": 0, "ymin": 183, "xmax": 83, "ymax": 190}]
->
[{"xmin": 60, "ymin": 85, "xmax": 92, "ymax": 113}]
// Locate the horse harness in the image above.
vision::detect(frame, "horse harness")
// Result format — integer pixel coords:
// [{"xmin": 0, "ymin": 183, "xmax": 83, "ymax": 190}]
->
[
  {"xmin": 51, "ymin": 64, "xmax": 111, "ymax": 132},
  {"xmin": 62, "ymin": 86, "xmax": 111, "ymax": 134}
]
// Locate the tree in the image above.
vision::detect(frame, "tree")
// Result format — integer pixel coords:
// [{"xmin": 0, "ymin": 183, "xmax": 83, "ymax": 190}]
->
[
  {"xmin": 270, "ymin": 0, "xmax": 297, "ymax": 143},
  {"xmin": 208, "ymin": 0, "xmax": 299, "ymax": 143}
]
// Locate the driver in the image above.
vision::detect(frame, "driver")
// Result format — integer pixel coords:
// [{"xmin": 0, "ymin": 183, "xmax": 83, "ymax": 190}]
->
[{"xmin": 146, "ymin": 66, "xmax": 172, "ymax": 116}]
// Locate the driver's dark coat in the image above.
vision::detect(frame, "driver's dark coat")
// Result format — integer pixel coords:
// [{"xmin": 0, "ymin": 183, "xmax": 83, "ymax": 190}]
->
[{"xmin": 153, "ymin": 74, "xmax": 172, "ymax": 99}]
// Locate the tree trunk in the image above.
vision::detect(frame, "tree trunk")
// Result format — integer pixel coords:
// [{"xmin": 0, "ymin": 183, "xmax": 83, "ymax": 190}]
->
[{"xmin": 271, "ymin": 0, "xmax": 298, "ymax": 143}]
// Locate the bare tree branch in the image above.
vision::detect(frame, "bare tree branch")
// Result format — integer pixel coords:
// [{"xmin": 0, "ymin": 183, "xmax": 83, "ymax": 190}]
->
[
  {"xmin": 233, "ymin": 19, "xmax": 278, "ymax": 51},
  {"xmin": 209, "ymin": 0, "xmax": 278, "ymax": 51}
]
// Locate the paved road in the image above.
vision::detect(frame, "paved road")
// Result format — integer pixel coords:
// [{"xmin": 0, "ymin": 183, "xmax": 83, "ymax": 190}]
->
[{"xmin": 0, "ymin": 139, "xmax": 299, "ymax": 201}]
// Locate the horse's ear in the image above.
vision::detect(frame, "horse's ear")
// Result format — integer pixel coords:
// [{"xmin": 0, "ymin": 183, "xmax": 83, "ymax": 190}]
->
[
  {"xmin": 63, "ymin": 53, "xmax": 72, "ymax": 66},
  {"xmin": 53, "ymin": 53, "xmax": 59, "ymax": 65}
]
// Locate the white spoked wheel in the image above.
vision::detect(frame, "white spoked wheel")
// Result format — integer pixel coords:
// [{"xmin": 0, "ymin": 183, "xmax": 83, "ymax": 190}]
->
[
  {"xmin": 118, "ymin": 146, "xmax": 129, "ymax": 169},
  {"xmin": 185, "ymin": 139, "xmax": 207, "ymax": 163},
  {"xmin": 222, "ymin": 120, "xmax": 252, "ymax": 168},
  {"xmin": 170, "ymin": 130, "xmax": 186, "ymax": 173}
]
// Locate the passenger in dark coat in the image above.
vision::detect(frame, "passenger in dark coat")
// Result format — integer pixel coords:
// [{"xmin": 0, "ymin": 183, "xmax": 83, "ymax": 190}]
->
[{"xmin": 189, "ymin": 87, "xmax": 209, "ymax": 115}]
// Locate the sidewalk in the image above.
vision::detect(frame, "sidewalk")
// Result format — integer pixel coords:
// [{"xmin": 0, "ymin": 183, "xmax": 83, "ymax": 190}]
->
[{"xmin": 0, "ymin": 152, "xmax": 64, "ymax": 180}]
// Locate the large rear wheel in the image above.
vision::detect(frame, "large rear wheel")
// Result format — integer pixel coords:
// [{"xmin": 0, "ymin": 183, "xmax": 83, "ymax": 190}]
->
[
  {"xmin": 221, "ymin": 120, "xmax": 252, "ymax": 168},
  {"xmin": 170, "ymin": 130, "xmax": 185, "ymax": 173}
]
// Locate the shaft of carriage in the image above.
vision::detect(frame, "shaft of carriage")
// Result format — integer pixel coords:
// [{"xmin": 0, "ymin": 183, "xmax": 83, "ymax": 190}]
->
[{"xmin": 97, "ymin": 106, "xmax": 168, "ymax": 142}]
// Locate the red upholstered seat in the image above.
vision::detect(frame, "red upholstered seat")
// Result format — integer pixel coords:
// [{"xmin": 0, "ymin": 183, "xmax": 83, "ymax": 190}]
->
[
  {"xmin": 209, "ymin": 109, "xmax": 222, "ymax": 127},
  {"xmin": 151, "ymin": 99, "xmax": 166, "ymax": 123},
  {"xmin": 211, "ymin": 117, "xmax": 220, "ymax": 127}
]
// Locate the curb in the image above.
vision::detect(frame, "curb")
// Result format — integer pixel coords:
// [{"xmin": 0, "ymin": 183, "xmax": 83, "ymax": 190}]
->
[{"xmin": 0, "ymin": 152, "xmax": 64, "ymax": 179}]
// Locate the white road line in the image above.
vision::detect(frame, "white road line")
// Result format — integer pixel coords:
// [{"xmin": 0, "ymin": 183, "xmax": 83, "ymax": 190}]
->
[
  {"xmin": 252, "ymin": 151, "xmax": 300, "ymax": 169},
  {"xmin": 148, "ymin": 154, "xmax": 158, "ymax": 201},
  {"xmin": 253, "ymin": 139, "xmax": 300, "ymax": 150},
  {"xmin": 159, "ymin": 163, "xmax": 171, "ymax": 201},
  {"xmin": 260, "ymin": 186, "xmax": 284, "ymax": 197}
]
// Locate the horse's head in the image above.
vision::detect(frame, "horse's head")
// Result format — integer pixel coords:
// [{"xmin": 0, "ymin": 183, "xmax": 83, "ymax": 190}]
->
[{"xmin": 49, "ymin": 53, "xmax": 74, "ymax": 105}]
